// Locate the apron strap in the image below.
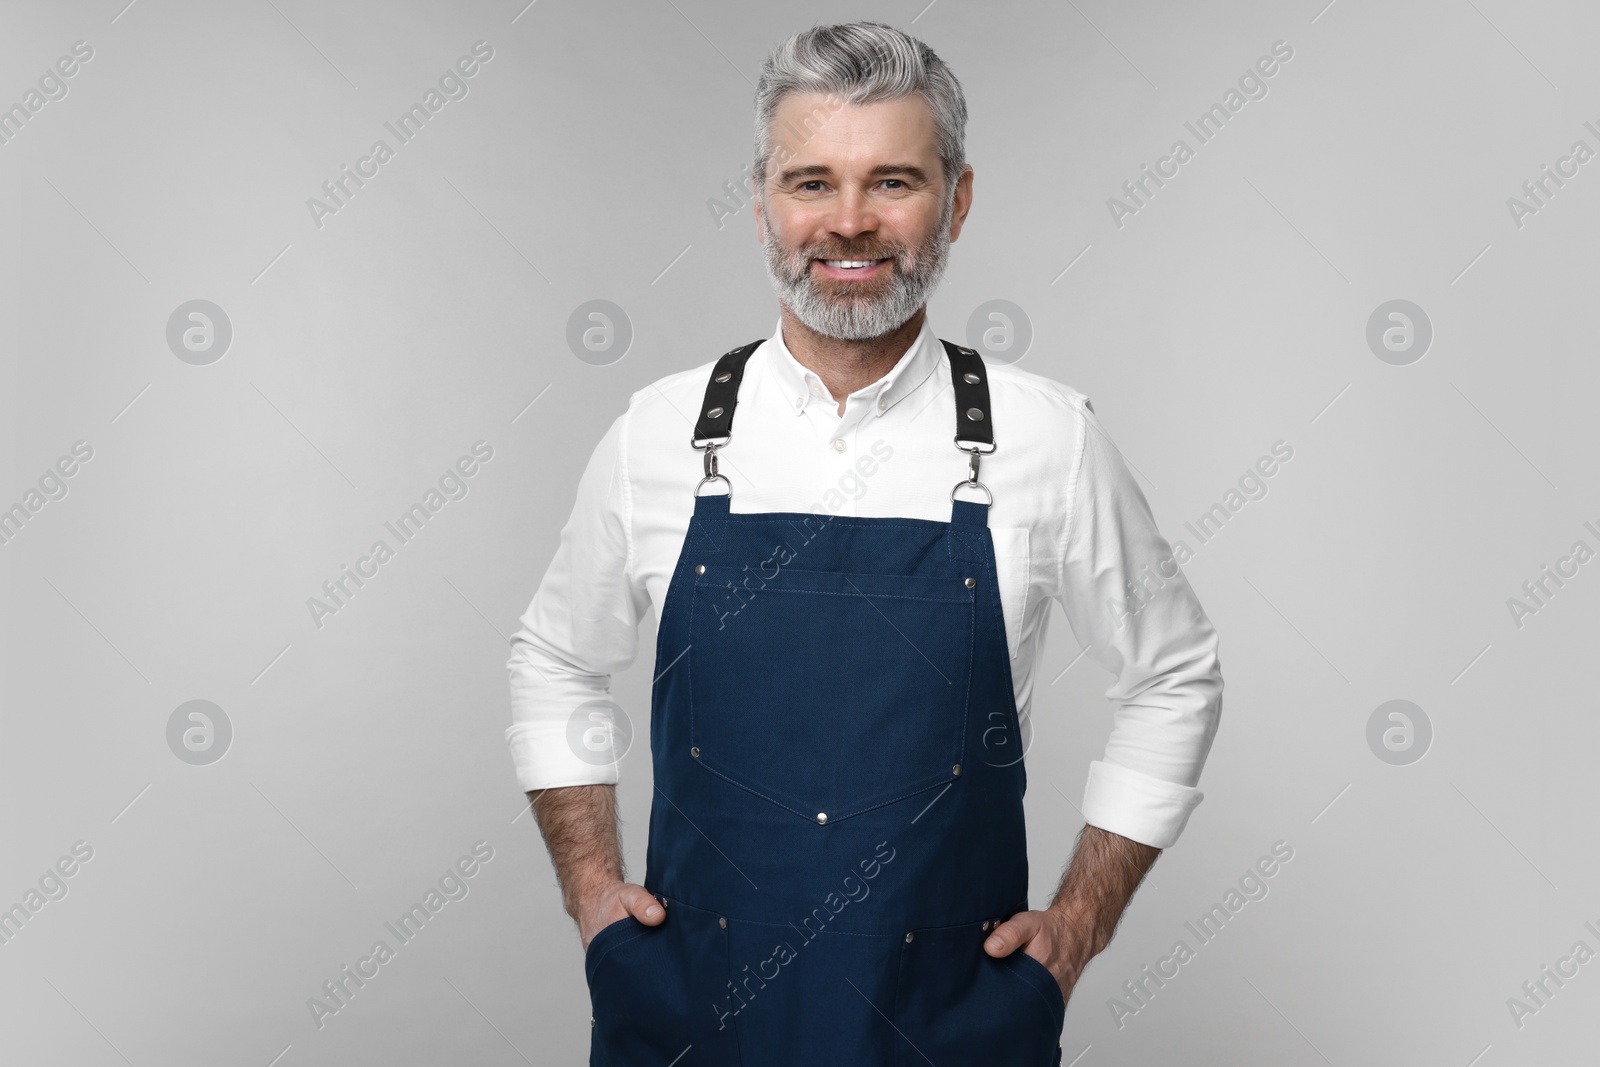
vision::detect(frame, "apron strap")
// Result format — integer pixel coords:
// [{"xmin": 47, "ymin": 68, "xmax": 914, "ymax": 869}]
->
[
  {"xmin": 692, "ymin": 340, "xmax": 765, "ymax": 447},
  {"xmin": 949, "ymin": 498, "xmax": 990, "ymax": 527},
  {"xmin": 688, "ymin": 335, "xmax": 997, "ymax": 517},
  {"xmin": 941, "ymin": 340, "xmax": 996, "ymax": 518},
  {"xmin": 940, "ymin": 340, "xmax": 994, "ymax": 450}
]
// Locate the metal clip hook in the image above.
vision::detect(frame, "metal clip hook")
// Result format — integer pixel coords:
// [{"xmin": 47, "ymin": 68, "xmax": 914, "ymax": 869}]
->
[
  {"xmin": 950, "ymin": 442, "xmax": 993, "ymax": 505},
  {"xmin": 695, "ymin": 441, "xmax": 732, "ymax": 499}
]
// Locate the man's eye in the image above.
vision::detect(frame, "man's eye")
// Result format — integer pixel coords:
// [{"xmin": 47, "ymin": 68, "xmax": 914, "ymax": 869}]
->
[
  {"xmin": 799, "ymin": 181, "xmax": 827, "ymax": 192},
  {"xmin": 881, "ymin": 179, "xmax": 905, "ymax": 189}
]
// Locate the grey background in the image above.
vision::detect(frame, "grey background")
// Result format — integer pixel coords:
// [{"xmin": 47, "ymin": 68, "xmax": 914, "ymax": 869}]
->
[{"xmin": 2, "ymin": 0, "xmax": 1596, "ymax": 1064}]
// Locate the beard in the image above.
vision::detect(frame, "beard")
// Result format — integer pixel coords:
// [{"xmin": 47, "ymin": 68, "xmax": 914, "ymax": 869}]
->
[{"xmin": 760, "ymin": 188, "xmax": 955, "ymax": 341}]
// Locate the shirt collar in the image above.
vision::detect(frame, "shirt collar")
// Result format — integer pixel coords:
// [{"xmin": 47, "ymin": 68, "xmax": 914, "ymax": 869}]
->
[{"xmin": 764, "ymin": 315, "xmax": 943, "ymax": 417}]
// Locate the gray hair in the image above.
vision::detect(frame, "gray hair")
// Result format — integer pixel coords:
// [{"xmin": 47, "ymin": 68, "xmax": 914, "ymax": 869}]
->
[{"xmin": 752, "ymin": 21, "xmax": 968, "ymax": 200}]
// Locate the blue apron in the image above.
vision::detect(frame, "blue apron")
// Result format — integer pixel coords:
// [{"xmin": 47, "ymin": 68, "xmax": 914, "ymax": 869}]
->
[{"xmin": 584, "ymin": 340, "xmax": 1066, "ymax": 1065}]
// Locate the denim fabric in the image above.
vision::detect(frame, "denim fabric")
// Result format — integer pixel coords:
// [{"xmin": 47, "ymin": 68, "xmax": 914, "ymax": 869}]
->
[{"xmin": 587, "ymin": 492, "xmax": 1064, "ymax": 1065}]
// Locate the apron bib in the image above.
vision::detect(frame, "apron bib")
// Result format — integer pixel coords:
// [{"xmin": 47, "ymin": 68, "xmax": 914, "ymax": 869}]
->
[{"xmin": 585, "ymin": 339, "xmax": 1066, "ymax": 1066}]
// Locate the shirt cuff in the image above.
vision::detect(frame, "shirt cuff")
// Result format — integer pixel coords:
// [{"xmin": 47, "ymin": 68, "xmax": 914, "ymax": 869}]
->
[
  {"xmin": 505, "ymin": 720, "xmax": 621, "ymax": 793},
  {"xmin": 1080, "ymin": 759, "xmax": 1204, "ymax": 849}
]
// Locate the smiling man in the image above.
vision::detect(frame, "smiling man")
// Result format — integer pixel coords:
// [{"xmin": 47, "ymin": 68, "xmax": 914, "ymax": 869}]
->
[{"xmin": 507, "ymin": 20, "xmax": 1223, "ymax": 1066}]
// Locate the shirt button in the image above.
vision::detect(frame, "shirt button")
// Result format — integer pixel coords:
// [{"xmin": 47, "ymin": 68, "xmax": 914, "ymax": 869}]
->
[
  {"xmin": 877, "ymin": 395, "xmax": 888, "ymax": 412},
  {"xmin": 831, "ymin": 438, "xmax": 847, "ymax": 453},
  {"xmin": 810, "ymin": 382, "xmax": 827, "ymax": 398},
  {"xmin": 794, "ymin": 396, "xmax": 806, "ymax": 410}
]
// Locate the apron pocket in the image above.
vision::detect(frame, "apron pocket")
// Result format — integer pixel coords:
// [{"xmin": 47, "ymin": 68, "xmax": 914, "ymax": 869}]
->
[
  {"xmin": 586, "ymin": 896, "xmax": 739, "ymax": 1065},
  {"xmin": 688, "ymin": 565, "xmax": 974, "ymax": 822},
  {"xmin": 584, "ymin": 914, "xmax": 646, "ymax": 978},
  {"xmin": 893, "ymin": 920, "xmax": 1065, "ymax": 1066},
  {"xmin": 1010, "ymin": 948, "xmax": 1068, "ymax": 1024}
]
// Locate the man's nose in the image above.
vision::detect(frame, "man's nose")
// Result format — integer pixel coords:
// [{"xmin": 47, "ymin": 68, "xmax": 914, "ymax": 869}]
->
[{"xmin": 826, "ymin": 187, "xmax": 879, "ymax": 238}]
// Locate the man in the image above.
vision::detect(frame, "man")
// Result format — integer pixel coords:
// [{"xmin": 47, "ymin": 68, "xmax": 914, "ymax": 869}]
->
[{"xmin": 507, "ymin": 20, "xmax": 1222, "ymax": 1066}]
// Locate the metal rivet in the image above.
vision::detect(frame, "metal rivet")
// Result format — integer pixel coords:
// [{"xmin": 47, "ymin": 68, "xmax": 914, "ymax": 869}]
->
[
  {"xmin": 719, "ymin": 916, "xmax": 728, "ymax": 928},
  {"xmin": 707, "ymin": 405, "xmax": 724, "ymax": 419},
  {"xmin": 715, "ymin": 370, "xmax": 732, "ymax": 383},
  {"xmin": 816, "ymin": 812, "xmax": 828, "ymax": 825},
  {"xmin": 905, "ymin": 931, "xmax": 914, "ymax": 943},
  {"xmin": 965, "ymin": 577, "xmax": 976, "ymax": 588},
  {"xmin": 965, "ymin": 407, "xmax": 985, "ymax": 422},
  {"xmin": 695, "ymin": 564, "xmax": 706, "ymax": 575},
  {"xmin": 981, "ymin": 920, "xmax": 991, "ymax": 932},
  {"xmin": 690, "ymin": 746, "xmax": 700, "ymax": 758},
  {"xmin": 591, "ymin": 1016, "xmax": 596, "ymax": 1027},
  {"xmin": 961, "ymin": 347, "xmax": 975, "ymax": 355},
  {"xmin": 952, "ymin": 763, "xmax": 962, "ymax": 776},
  {"xmin": 962, "ymin": 371, "xmax": 980, "ymax": 384}
]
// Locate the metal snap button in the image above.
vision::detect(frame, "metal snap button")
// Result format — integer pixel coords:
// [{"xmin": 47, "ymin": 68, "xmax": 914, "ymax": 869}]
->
[
  {"xmin": 591, "ymin": 1016, "xmax": 596, "ymax": 1027},
  {"xmin": 695, "ymin": 564, "xmax": 705, "ymax": 575},
  {"xmin": 963, "ymin": 371, "xmax": 980, "ymax": 384},
  {"xmin": 965, "ymin": 407, "xmax": 985, "ymax": 422},
  {"xmin": 904, "ymin": 931, "xmax": 914, "ymax": 943},
  {"xmin": 981, "ymin": 920, "xmax": 990, "ymax": 931},
  {"xmin": 719, "ymin": 916, "xmax": 727, "ymax": 929},
  {"xmin": 952, "ymin": 763, "xmax": 962, "ymax": 776},
  {"xmin": 816, "ymin": 812, "xmax": 828, "ymax": 825},
  {"xmin": 965, "ymin": 577, "xmax": 976, "ymax": 588},
  {"xmin": 715, "ymin": 370, "xmax": 732, "ymax": 383},
  {"xmin": 690, "ymin": 746, "xmax": 700, "ymax": 758},
  {"xmin": 706, "ymin": 405, "xmax": 724, "ymax": 419}
]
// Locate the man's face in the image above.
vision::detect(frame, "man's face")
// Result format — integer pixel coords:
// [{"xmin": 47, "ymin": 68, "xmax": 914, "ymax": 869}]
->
[{"xmin": 756, "ymin": 91, "xmax": 972, "ymax": 341}]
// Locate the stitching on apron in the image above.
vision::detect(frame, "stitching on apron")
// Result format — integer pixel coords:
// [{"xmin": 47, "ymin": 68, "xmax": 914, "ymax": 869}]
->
[
  {"xmin": 716, "ymin": 518, "xmax": 938, "ymax": 530},
  {"xmin": 690, "ymin": 757, "xmax": 959, "ymax": 823},
  {"xmin": 685, "ymin": 518, "xmax": 725, "ymax": 554},
  {"xmin": 948, "ymin": 525, "xmax": 987, "ymax": 562},
  {"xmin": 726, "ymin": 588, "xmax": 968, "ymax": 604}
]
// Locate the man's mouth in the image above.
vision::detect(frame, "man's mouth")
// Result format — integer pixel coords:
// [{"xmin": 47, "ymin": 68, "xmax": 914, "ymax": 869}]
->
[{"xmin": 813, "ymin": 257, "xmax": 892, "ymax": 279}]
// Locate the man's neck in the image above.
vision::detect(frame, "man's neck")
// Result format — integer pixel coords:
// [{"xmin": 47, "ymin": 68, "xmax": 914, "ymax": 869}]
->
[{"xmin": 779, "ymin": 306, "xmax": 926, "ymax": 416}]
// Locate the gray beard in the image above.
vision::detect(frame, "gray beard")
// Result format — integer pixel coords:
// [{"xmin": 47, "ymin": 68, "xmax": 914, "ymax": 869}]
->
[{"xmin": 760, "ymin": 190, "xmax": 955, "ymax": 341}]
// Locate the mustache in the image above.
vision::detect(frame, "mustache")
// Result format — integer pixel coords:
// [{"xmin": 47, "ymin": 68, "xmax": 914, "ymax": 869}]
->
[{"xmin": 806, "ymin": 247, "xmax": 900, "ymax": 261}]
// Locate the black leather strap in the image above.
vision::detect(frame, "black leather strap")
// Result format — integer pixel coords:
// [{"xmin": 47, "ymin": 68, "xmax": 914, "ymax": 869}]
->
[
  {"xmin": 692, "ymin": 336, "xmax": 994, "ymax": 447},
  {"xmin": 941, "ymin": 339, "xmax": 994, "ymax": 449},
  {"xmin": 692, "ymin": 340, "xmax": 764, "ymax": 445}
]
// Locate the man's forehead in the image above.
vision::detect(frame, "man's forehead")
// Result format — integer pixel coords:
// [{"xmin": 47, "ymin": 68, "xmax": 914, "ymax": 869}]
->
[{"xmin": 769, "ymin": 91, "xmax": 938, "ymax": 165}]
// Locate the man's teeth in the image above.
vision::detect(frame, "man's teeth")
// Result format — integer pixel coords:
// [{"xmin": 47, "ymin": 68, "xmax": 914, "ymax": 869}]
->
[{"xmin": 822, "ymin": 259, "xmax": 883, "ymax": 269}]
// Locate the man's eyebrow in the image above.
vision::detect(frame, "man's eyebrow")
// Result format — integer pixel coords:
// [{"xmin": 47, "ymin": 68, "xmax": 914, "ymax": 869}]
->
[{"xmin": 774, "ymin": 163, "xmax": 931, "ymax": 185}]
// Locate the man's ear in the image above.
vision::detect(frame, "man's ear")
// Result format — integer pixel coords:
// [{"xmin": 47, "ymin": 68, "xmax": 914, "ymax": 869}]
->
[{"xmin": 947, "ymin": 166, "xmax": 975, "ymax": 243}]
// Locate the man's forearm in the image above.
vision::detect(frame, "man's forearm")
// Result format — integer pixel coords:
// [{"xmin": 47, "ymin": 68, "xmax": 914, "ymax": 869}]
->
[
  {"xmin": 527, "ymin": 784, "xmax": 624, "ymax": 919},
  {"xmin": 1048, "ymin": 824, "xmax": 1160, "ymax": 956}
]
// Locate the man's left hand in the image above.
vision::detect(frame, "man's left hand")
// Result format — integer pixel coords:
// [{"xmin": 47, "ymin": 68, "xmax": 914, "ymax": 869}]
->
[{"xmin": 983, "ymin": 907, "xmax": 1098, "ymax": 1007}]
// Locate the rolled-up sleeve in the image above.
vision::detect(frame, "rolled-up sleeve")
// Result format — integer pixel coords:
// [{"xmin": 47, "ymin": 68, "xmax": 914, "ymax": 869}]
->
[
  {"xmin": 505, "ymin": 409, "xmax": 647, "ymax": 792},
  {"xmin": 1055, "ymin": 395, "xmax": 1223, "ymax": 849}
]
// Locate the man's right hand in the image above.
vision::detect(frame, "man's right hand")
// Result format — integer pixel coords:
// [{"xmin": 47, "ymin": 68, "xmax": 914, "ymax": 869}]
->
[{"xmin": 577, "ymin": 881, "xmax": 667, "ymax": 950}]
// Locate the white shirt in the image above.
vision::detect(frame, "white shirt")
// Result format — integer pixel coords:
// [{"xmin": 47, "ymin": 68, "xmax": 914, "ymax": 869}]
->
[{"xmin": 506, "ymin": 316, "xmax": 1223, "ymax": 849}]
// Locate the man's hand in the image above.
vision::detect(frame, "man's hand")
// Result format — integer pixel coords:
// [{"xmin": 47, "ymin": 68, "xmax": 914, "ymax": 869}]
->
[
  {"xmin": 984, "ymin": 824, "xmax": 1162, "ymax": 1008},
  {"xmin": 983, "ymin": 907, "xmax": 1097, "ymax": 1007},
  {"xmin": 576, "ymin": 880, "xmax": 666, "ymax": 950}
]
